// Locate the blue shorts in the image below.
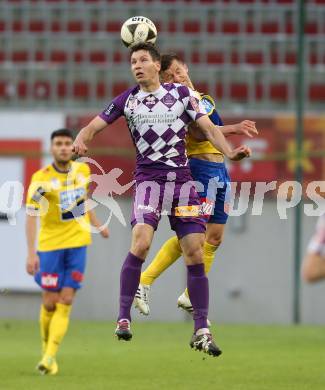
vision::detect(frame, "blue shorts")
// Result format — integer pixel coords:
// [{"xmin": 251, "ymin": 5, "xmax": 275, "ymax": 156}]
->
[
  {"xmin": 35, "ymin": 246, "xmax": 87, "ymax": 291},
  {"xmin": 189, "ymin": 158, "xmax": 231, "ymax": 224}
]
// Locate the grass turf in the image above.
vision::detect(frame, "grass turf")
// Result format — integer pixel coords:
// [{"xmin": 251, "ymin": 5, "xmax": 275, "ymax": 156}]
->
[{"xmin": 0, "ymin": 321, "xmax": 324, "ymax": 390}]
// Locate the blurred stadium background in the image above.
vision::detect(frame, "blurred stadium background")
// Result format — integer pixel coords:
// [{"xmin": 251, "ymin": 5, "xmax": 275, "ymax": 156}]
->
[{"xmin": 0, "ymin": 0, "xmax": 325, "ymax": 329}]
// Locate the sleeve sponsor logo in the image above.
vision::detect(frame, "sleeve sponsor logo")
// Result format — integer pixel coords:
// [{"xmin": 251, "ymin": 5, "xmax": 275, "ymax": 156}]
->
[
  {"xmin": 199, "ymin": 197, "xmax": 215, "ymax": 217},
  {"xmin": 104, "ymin": 103, "xmax": 115, "ymax": 116}
]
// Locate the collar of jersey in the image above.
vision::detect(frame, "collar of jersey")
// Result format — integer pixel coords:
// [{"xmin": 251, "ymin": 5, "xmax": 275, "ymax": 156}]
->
[
  {"xmin": 52, "ymin": 162, "xmax": 72, "ymax": 174},
  {"xmin": 137, "ymin": 84, "xmax": 163, "ymax": 98}
]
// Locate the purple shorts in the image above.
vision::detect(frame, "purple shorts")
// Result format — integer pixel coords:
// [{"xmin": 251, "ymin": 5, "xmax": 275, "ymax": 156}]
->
[{"xmin": 131, "ymin": 167, "xmax": 206, "ymax": 239}]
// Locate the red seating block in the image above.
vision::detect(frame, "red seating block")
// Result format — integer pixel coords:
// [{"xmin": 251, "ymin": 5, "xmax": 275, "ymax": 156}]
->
[
  {"xmin": 195, "ymin": 82, "xmax": 208, "ymax": 93},
  {"xmin": 191, "ymin": 51, "xmax": 201, "ymax": 64},
  {"xmin": 214, "ymin": 83, "xmax": 223, "ymax": 99},
  {"xmin": 34, "ymin": 81, "xmax": 50, "ymax": 99},
  {"xmin": 309, "ymin": 84, "xmax": 325, "ymax": 101},
  {"xmin": 68, "ymin": 20, "xmax": 84, "ymax": 32},
  {"xmin": 89, "ymin": 51, "xmax": 107, "ymax": 63},
  {"xmin": 245, "ymin": 51, "xmax": 264, "ymax": 65},
  {"xmin": 285, "ymin": 52, "xmax": 296, "ymax": 65},
  {"xmin": 261, "ymin": 21, "xmax": 279, "ymax": 34},
  {"xmin": 0, "ymin": 51, "xmax": 5, "ymax": 62},
  {"xmin": 230, "ymin": 83, "xmax": 248, "ymax": 100},
  {"xmin": 270, "ymin": 83, "xmax": 288, "ymax": 101},
  {"xmin": 50, "ymin": 51, "xmax": 68, "ymax": 63},
  {"xmin": 12, "ymin": 21, "xmax": 23, "ymax": 32},
  {"xmin": 0, "ymin": 21, "xmax": 6, "ymax": 32},
  {"xmin": 222, "ymin": 21, "xmax": 240, "ymax": 34},
  {"xmin": 12, "ymin": 51, "xmax": 29, "ymax": 62},
  {"xmin": 183, "ymin": 20, "xmax": 200, "ymax": 33},
  {"xmin": 29, "ymin": 20, "xmax": 45, "ymax": 32},
  {"xmin": 207, "ymin": 51, "xmax": 224, "ymax": 64},
  {"xmin": 18, "ymin": 81, "xmax": 28, "ymax": 98},
  {"xmin": 106, "ymin": 21, "xmax": 122, "ymax": 32},
  {"xmin": 73, "ymin": 81, "xmax": 89, "ymax": 98},
  {"xmin": 57, "ymin": 81, "xmax": 68, "ymax": 98},
  {"xmin": 113, "ymin": 82, "xmax": 129, "ymax": 96},
  {"xmin": 74, "ymin": 51, "xmax": 84, "ymax": 63}
]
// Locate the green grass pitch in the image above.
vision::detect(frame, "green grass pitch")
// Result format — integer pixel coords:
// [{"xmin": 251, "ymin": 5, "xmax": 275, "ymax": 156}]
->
[{"xmin": 0, "ymin": 320, "xmax": 324, "ymax": 390}]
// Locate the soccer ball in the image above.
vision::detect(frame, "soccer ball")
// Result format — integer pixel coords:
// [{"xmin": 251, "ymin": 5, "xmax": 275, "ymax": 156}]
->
[{"xmin": 121, "ymin": 16, "xmax": 157, "ymax": 48}]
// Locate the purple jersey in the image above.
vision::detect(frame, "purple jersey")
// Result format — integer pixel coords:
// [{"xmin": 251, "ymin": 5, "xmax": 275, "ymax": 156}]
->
[{"xmin": 99, "ymin": 83, "xmax": 207, "ymax": 169}]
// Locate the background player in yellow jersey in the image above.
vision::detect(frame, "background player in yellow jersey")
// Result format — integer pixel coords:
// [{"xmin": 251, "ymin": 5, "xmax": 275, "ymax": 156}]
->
[
  {"xmin": 25, "ymin": 128, "xmax": 109, "ymax": 375},
  {"xmin": 135, "ymin": 53, "xmax": 257, "ymax": 317}
]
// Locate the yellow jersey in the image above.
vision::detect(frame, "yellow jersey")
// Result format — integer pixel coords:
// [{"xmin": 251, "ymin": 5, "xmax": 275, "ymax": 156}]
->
[
  {"xmin": 186, "ymin": 93, "xmax": 224, "ymax": 157},
  {"xmin": 26, "ymin": 161, "xmax": 92, "ymax": 252}
]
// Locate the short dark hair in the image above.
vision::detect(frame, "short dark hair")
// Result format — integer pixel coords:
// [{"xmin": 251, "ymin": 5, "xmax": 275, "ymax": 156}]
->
[
  {"xmin": 51, "ymin": 128, "xmax": 73, "ymax": 141},
  {"xmin": 130, "ymin": 42, "xmax": 161, "ymax": 62},
  {"xmin": 160, "ymin": 53, "xmax": 184, "ymax": 72}
]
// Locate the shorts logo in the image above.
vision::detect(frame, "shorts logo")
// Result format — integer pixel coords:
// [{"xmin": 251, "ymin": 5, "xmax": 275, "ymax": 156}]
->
[
  {"xmin": 189, "ymin": 96, "xmax": 200, "ymax": 113},
  {"xmin": 41, "ymin": 273, "xmax": 59, "ymax": 289},
  {"xmin": 200, "ymin": 198, "xmax": 214, "ymax": 217},
  {"xmin": 71, "ymin": 271, "xmax": 84, "ymax": 283},
  {"xmin": 175, "ymin": 205, "xmax": 200, "ymax": 217}
]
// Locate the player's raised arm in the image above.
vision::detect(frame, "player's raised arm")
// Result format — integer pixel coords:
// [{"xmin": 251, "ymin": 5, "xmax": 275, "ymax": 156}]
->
[
  {"xmin": 195, "ymin": 115, "xmax": 251, "ymax": 161},
  {"xmin": 73, "ymin": 116, "xmax": 108, "ymax": 156}
]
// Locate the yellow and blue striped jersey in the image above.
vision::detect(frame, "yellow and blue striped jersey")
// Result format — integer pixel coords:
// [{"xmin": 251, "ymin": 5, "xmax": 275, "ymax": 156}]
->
[{"xmin": 26, "ymin": 161, "xmax": 92, "ymax": 251}]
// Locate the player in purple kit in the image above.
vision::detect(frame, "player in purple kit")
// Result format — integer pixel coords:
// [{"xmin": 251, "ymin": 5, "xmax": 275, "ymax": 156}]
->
[{"xmin": 73, "ymin": 43, "xmax": 251, "ymax": 356}]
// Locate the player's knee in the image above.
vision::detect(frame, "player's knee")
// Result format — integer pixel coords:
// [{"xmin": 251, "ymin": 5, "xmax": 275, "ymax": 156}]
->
[
  {"xmin": 131, "ymin": 240, "xmax": 151, "ymax": 259},
  {"xmin": 43, "ymin": 301, "xmax": 56, "ymax": 311},
  {"xmin": 183, "ymin": 247, "xmax": 203, "ymax": 265},
  {"xmin": 58, "ymin": 294, "xmax": 74, "ymax": 306},
  {"xmin": 206, "ymin": 235, "xmax": 223, "ymax": 247}
]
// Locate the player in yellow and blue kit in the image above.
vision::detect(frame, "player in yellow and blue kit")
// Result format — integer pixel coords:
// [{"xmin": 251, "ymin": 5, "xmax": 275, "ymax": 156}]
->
[
  {"xmin": 135, "ymin": 53, "xmax": 258, "ymax": 316},
  {"xmin": 25, "ymin": 128, "xmax": 109, "ymax": 375}
]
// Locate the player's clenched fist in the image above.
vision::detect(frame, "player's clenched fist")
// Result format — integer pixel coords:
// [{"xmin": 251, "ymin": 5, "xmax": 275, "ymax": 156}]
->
[
  {"xmin": 72, "ymin": 137, "xmax": 88, "ymax": 156},
  {"xmin": 235, "ymin": 120, "xmax": 258, "ymax": 138},
  {"xmin": 26, "ymin": 253, "xmax": 39, "ymax": 275},
  {"xmin": 228, "ymin": 145, "xmax": 252, "ymax": 161}
]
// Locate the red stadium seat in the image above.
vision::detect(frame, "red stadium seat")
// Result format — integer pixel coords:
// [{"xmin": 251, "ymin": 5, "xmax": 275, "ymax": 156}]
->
[
  {"xmin": 34, "ymin": 81, "xmax": 50, "ymax": 99},
  {"xmin": 245, "ymin": 51, "xmax": 264, "ymax": 65},
  {"xmin": 29, "ymin": 20, "xmax": 45, "ymax": 32},
  {"xmin": 113, "ymin": 82, "xmax": 129, "ymax": 96},
  {"xmin": 68, "ymin": 20, "xmax": 84, "ymax": 33},
  {"xmin": 0, "ymin": 21, "xmax": 6, "ymax": 32},
  {"xmin": 309, "ymin": 84, "xmax": 325, "ymax": 101},
  {"xmin": 285, "ymin": 52, "xmax": 296, "ymax": 65},
  {"xmin": 270, "ymin": 83, "xmax": 288, "ymax": 101},
  {"xmin": 214, "ymin": 83, "xmax": 223, "ymax": 99},
  {"xmin": 50, "ymin": 51, "xmax": 68, "ymax": 63},
  {"xmin": 74, "ymin": 51, "xmax": 84, "ymax": 63},
  {"xmin": 57, "ymin": 81, "xmax": 68, "ymax": 98},
  {"xmin": 73, "ymin": 81, "xmax": 90, "ymax": 99},
  {"xmin": 12, "ymin": 51, "xmax": 29, "ymax": 62},
  {"xmin": 106, "ymin": 21, "xmax": 122, "ymax": 32},
  {"xmin": 12, "ymin": 21, "xmax": 23, "ymax": 32},
  {"xmin": 246, "ymin": 22, "xmax": 255, "ymax": 34},
  {"xmin": 206, "ymin": 51, "xmax": 224, "ymax": 64},
  {"xmin": 261, "ymin": 21, "xmax": 279, "ymax": 34},
  {"xmin": 18, "ymin": 81, "xmax": 28, "ymax": 98},
  {"xmin": 0, "ymin": 82, "xmax": 8, "ymax": 98},
  {"xmin": 167, "ymin": 21, "xmax": 177, "ymax": 33},
  {"xmin": 191, "ymin": 51, "xmax": 201, "ymax": 64},
  {"xmin": 285, "ymin": 22, "xmax": 294, "ymax": 34},
  {"xmin": 51, "ymin": 21, "xmax": 62, "ymax": 32},
  {"xmin": 113, "ymin": 51, "xmax": 123, "ymax": 63},
  {"xmin": 230, "ymin": 83, "xmax": 248, "ymax": 100},
  {"xmin": 89, "ymin": 51, "xmax": 107, "ymax": 64},
  {"xmin": 183, "ymin": 20, "xmax": 201, "ymax": 33},
  {"xmin": 255, "ymin": 83, "xmax": 264, "ymax": 100},
  {"xmin": 222, "ymin": 21, "xmax": 240, "ymax": 34},
  {"xmin": 231, "ymin": 51, "xmax": 240, "ymax": 65},
  {"xmin": 207, "ymin": 20, "xmax": 216, "ymax": 33},
  {"xmin": 90, "ymin": 21, "xmax": 100, "ymax": 32},
  {"xmin": 34, "ymin": 51, "xmax": 45, "ymax": 62},
  {"xmin": 270, "ymin": 51, "xmax": 279, "ymax": 65},
  {"xmin": 0, "ymin": 51, "xmax": 5, "ymax": 62},
  {"xmin": 305, "ymin": 22, "xmax": 318, "ymax": 35}
]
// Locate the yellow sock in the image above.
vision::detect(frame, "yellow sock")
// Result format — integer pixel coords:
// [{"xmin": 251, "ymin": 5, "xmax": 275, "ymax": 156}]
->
[
  {"xmin": 45, "ymin": 303, "xmax": 72, "ymax": 358},
  {"xmin": 40, "ymin": 305, "xmax": 55, "ymax": 354},
  {"xmin": 140, "ymin": 236, "xmax": 182, "ymax": 285},
  {"xmin": 185, "ymin": 241, "xmax": 219, "ymax": 298}
]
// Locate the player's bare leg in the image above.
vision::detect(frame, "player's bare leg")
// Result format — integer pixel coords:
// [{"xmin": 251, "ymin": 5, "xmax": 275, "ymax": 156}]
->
[
  {"xmin": 37, "ymin": 288, "xmax": 76, "ymax": 375},
  {"xmin": 301, "ymin": 253, "xmax": 325, "ymax": 283},
  {"xmin": 180, "ymin": 232, "xmax": 222, "ymax": 357},
  {"xmin": 116, "ymin": 224, "xmax": 153, "ymax": 341}
]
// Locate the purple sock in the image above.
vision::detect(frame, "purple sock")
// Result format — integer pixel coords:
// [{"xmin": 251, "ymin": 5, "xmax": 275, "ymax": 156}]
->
[
  {"xmin": 118, "ymin": 252, "xmax": 144, "ymax": 321},
  {"xmin": 187, "ymin": 263, "xmax": 209, "ymax": 332}
]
